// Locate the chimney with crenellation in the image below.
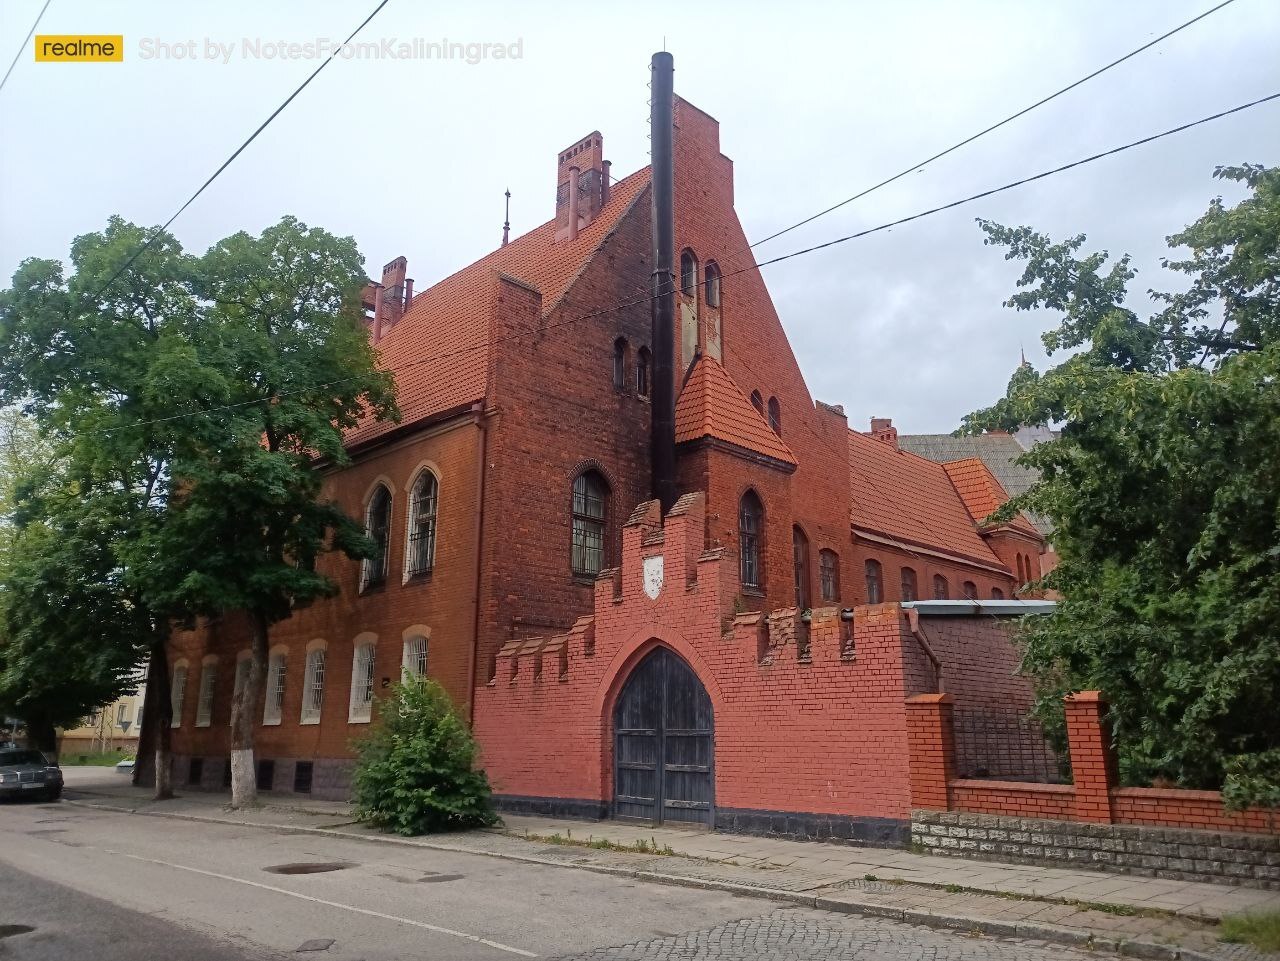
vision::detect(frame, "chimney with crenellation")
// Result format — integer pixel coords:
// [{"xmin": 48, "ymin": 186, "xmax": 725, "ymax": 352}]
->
[
  {"xmin": 870, "ymin": 417, "xmax": 898, "ymax": 448},
  {"xmin": 555, "ymin": 132, "xmax": 605, "ymax": 242}
]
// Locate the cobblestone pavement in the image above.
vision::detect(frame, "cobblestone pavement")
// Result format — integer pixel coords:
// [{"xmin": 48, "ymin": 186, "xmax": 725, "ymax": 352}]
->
[{"xmin": 548, "ymin": 908, "xmax": 1094, "ymax": 960}]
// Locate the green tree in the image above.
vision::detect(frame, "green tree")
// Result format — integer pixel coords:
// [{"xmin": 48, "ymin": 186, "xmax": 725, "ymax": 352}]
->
[
  {"xmin": 352, "ymin": 678, "xmax": 498, "ymax": 835},
  {"xmin": 963, "ymin": 165, "xmax": 1280, "ymax": 806},
  {"xmin": 156, "ymin": 217, "xmax": 397, "ymax": 807}
]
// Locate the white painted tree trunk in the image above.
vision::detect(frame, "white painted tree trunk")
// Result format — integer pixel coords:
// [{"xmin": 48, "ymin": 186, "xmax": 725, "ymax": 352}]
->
[{"xmin": 229, "ymin": 612, "xmax": 269, "ymax": 809}]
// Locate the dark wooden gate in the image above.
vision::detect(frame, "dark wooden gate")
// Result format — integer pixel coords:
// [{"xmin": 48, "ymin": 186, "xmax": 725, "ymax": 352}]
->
[{"xmin": 614, "ymin": 646, "xmax": 714, "ymax": 825}]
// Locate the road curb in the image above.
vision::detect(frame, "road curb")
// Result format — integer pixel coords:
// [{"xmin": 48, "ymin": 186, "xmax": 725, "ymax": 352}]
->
[{"xmin": 62, "ymin": 795, "xmax": 1228, "ymax": 959}]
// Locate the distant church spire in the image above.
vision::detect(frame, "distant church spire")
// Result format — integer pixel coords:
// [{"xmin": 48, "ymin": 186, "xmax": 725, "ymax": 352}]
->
[{"xmin": 502, "ymin": 188, "xmax": 511, "ymax": 247}]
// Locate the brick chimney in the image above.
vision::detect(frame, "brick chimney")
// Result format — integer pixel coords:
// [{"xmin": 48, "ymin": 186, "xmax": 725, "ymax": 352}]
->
[
  {"xmin": 870, "ymin": 417, "xmax": 898, "ymax": 448},
  {"xmin": 378, "ymin": 256, "xmax": 408, "ymax": 331},
  {"xmin": 555, "ymin": 132, "xmax": 605, "ymax": 242}
]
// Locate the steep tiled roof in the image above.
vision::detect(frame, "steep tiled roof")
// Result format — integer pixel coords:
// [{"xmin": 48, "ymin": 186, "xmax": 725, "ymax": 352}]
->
[
  {"xmin": 848, "ymin": 431, "xmax": 1005, "ymax": 570},
  {"xmin": 675, "ymin": 354, "xmax": 797, "ymax": 466},
  {"xmin": 346, "ymin": 169, "xmax": 652, "ymax": 446},
  {"xmin": 897, "ymin": 432, "xmax": 1052, "ymax": 536},
  {"xmin": 942, "ymin": 457, "xmax": 1040, "ymax": 538}
]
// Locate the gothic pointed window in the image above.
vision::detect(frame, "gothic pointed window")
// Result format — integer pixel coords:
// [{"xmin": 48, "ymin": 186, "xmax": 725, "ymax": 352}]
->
[
  {"xmin": 704, "ymin": 261, "xmax": 721, "ymax": 307},
  {"xmin": 680, "ymin": 249, "xmax": 698, "ymax": 295},
  {"xmin": 767, "ymin": 396, "xmax": 782, "ymax": 434},
  {"xmin": 750, "ymin": 390, "xmax": 764, "ymax": 414},
  {"xmin": 739, "ymin": 490, "xmax": 763, "ymax": 590},
  {"xmin": 571, "ymin": 470, "xmax": 609, "ymax": 577},
  {"xmin": 613, "ymin": 337, "xmax": 628, "ymax": 392}
]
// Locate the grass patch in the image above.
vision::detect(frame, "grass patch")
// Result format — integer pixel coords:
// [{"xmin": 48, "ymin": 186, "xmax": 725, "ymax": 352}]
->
[
  {"xmin": 527, "ymin": 828, "xmax": 676, "ymax": 856},
  {"xmin": 59, "ymin": 751, "xmax": 133, "ymax": 766},
  {"xmin": 1219, "ymin": 911, "xmax": 1280, "ymax": 952}
]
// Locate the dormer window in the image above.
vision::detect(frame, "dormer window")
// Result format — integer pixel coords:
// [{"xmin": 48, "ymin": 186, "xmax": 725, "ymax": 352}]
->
[{"xmin": 680, "ymin": 250, "xmax": 698, "ymax": 295}]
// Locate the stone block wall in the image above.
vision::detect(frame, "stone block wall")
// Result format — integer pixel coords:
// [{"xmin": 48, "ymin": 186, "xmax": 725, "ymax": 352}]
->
[{"xmin": 912, "ymin": 810, "xmax": 1280, "ymax": 890}]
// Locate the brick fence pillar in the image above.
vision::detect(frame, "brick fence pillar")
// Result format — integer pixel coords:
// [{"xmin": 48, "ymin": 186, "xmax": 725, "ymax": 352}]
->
[
  {"xmin": 905, "ymin": 693, "xmax": 955, "ymax": 812},
  {"xmin": 1064, "ymin": 690, "xmax": 1118, "ymax": 823}
]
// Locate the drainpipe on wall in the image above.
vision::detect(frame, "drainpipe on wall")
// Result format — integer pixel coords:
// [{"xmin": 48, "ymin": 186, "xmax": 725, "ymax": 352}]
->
[
  {"xmin": 905, "ymin": 606, "xmax": 944, "ymax": 693},
  {"xmin": 467, "ymin": 401, "xmax": 489, "ymax": 725}
]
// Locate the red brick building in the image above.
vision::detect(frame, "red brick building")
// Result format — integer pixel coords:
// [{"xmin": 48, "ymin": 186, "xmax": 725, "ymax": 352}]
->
[{"xmin": 167, "ymin": 81, "xmax": 1048, "ymax": 837}]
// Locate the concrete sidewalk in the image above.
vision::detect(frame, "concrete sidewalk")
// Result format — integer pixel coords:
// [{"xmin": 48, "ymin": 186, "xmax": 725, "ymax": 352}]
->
[{"xmin": 58, "ymin": 768, "xmax": 1280, "ymax": 961}]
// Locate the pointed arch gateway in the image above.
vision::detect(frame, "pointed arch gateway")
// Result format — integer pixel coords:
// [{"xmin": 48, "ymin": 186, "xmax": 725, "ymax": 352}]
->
[{"xmin": 613, "ymin": 646, "xmax": 714, "ymax": 826}]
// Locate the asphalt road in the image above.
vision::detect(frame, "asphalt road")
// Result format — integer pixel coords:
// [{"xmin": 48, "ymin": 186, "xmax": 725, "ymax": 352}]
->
[{"xmin": 0, "ymin": 798, "xmax": 1100, "ymax": 960}]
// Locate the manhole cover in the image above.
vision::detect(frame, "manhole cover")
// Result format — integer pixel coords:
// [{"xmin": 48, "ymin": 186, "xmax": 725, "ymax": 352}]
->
[
  {"xmin": 417, "ymin": 873, "xmax": 464, "ymax": 883},
  {"xmin": 264, "ymin": 862, "xmax": 352, "ymax": 875},
  {"xmin": 0, "ymin": 925, "xmax": 34, "ymax": 939}
]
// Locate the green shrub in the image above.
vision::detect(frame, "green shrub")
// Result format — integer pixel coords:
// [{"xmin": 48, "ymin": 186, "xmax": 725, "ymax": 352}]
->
[{"xmin": 351, "ymin": 678, "xmax": 499, "ymax": 835}]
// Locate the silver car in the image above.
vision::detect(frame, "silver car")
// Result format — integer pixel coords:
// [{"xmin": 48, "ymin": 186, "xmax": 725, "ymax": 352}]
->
[{"xmin": 0, "ymin": 749, "xmax": 63, "ymax": 801}]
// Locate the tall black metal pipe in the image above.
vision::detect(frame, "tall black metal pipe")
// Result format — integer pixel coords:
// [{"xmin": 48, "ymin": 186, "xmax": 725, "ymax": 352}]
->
[{"xmin": 649, "ymin": 51, "xmax": 677, "ymax": 513}]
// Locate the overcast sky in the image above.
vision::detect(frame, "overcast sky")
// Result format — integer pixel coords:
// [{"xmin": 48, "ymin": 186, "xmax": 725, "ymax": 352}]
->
[{"xmin": 1, "ymin": 0, "xmax": 1276, "ymax": 432}]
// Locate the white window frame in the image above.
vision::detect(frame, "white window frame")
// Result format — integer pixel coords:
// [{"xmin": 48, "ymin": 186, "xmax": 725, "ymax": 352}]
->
[
  {"xmin": 403, "ymin": 469, "xmax": 439, "ymax": 580},
  {"xmin": 263, "ymin": 647, "xmax": 287, "ymax": 726},
  {"xmin": 360, "ymin": 483, "xmax": 393, "ymax": 591},
  {"xmin": 195, "ymin": 658, "xmax": 217, "ymax": 728},
  {"xmin": 231, "ymin": 652, "xmax": 251, "ymax": 726},
  {"xmin": 116, "ymin": 703, "xmax": 128, "ymax": 726},
  {"xmin": 170, "ymin": 662, "xmax": 188, "ymax": 728},
  {"xmin": 402, "ymin": 633, "xmax": 429, "ymax": 680},
  {"xmin": 348, "ymin": 636, "xmax": 377, "ymax": 724},
  {"xmin": 300, "ymin": 642, "xmax": 327, "ymax": 725}
]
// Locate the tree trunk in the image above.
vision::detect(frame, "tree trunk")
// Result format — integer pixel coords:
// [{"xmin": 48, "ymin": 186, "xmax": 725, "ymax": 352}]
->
[
  {"xmin": 27, "ymin": 717, "xmax": 57, "ymax": 755},
  {"xmin": 143, "ymin": 630, "xmax": 174, "ymax": 800},
  {"xmin": 229, "ymin": 609, "xmax": 269, "ymax": 808}
]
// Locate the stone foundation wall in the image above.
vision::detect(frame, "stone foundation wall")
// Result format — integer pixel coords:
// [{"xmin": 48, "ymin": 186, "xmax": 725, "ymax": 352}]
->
[
  {"xmin": 171, "ymin": 754, "xmax": 353, "ymax": 802},
  {"xmin": 912, "ymin": 810, "xmax": 1280, "ymax": 890}
]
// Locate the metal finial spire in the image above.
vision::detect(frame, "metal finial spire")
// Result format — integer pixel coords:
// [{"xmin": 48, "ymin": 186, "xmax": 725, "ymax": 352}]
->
[{"xmin": 502, "ymin": 188, "xmax": 511, "ymax": 247}]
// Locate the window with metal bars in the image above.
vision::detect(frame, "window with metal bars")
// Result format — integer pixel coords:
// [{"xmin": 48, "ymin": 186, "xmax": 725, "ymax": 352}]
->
[
  {"xmin": 170, "ymin": 664, "xmax": 187, "ymax": 728},
  {"xmin": 263, "ymin": 653, "xmax": 287, "ymax": 725},
  {"xmin": 405, "ymin": 471, "xmax": 438, "ymax": 577},
  {"xmin": 361, "ymin": 485, "xmax": 391, "ymax": 590},
  {"xmin": 348, "ymin": 643, "xmax": 376, "ymax": 723},
  {"xmin": 962, "ymin": 580, "xmax": 978, "ymax": 600},
  {"xmin": 571, "ymin": 471, "xmax": 608, "ymax": 577},
  {"xmin": 195, "ymin": 662, "xmax": 216, "ymax": 727},
  {"xmin": 402, "ymin": 635, "xmax": 428, "ymax": 679},
  {"xmin": 864, "ymin": 559, "xmax": 883, "ymax": 605},
  {"xmin": 300, "ymin": 647, "xmax": 326, "ymax": 724},
  {"xmin": 739, "ymin": 490, "xmax": 763, "ymax": 590},
  {"xmin": 819, "ymin": 549, "xmax": 839, "ymax": 603}
]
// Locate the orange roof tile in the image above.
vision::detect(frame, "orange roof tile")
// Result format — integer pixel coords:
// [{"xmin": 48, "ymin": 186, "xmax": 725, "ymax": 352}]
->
[
  {"xmin": 346, "ymin": 168, "xmax": 652, "ymax": 446},
  {"xmin": 675, "ymin": 354, "xmax": 797, "ymax": 466},
  {"xmin": 848, "ymin": 430, "xmax": 1005, "ymax": 569},
  {"xmin": 942, "ymin": 458, "xmax": 1040, "ymax": 537}
]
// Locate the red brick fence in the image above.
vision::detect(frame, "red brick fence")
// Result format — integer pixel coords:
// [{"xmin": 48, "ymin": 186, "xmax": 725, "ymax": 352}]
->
[{"xmin": 906, "ymin": 691, "xmax": 1280, "ymax": 888}]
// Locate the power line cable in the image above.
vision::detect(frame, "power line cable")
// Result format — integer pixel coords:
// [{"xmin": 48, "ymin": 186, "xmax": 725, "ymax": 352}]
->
[
  {"xmin": 78, "ymin": 0, "xmax": 391, "ymax": 308},
  {"xmin": 79, "ymin": 90, "xmax": 1279, "ymax": 436},
  {"xmin": 737, "ymin": 0, "xmax": 1239, "ymax": 258},
  {"xmin": 0, "ymin": 0, "xmax": 51, "ymax": 94}
]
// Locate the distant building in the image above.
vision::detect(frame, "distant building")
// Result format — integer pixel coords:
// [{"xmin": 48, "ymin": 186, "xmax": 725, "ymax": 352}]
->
[{"xmin": 60, "ymin": 682, "xmax": 145, "ymax": 758}]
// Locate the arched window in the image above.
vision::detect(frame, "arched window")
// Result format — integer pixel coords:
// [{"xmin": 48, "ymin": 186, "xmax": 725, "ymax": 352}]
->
[
  {"xmin": 739, "ymin": 490, "xmax": 763, "ymax": 589},
  {"xmin": 348, "ymin": 635, "xmax": 376, "ymax": 724},
  {"xmin": 704, "ymin": 261, "xmax": 721, "ymax": 307},
  {"xmin": 406, "ymin": 470, "xmax": 438, "ymax": 577},
  {"xmin": 792, "ymin": 526, "xmax": 810, "ymax": 609},
  {"xmin": 962, "ymin": 580, "xmax": 978, "ymax": 600},
  {"xmin": 933, "ymin": 574, "xmax": 950, "ymax": 600},
  {"xmin": 819, "ymin": 549, "xmax": 840, "ymax": 602},
  {"xmin": 680, "ymin": 249, "xmax": 698, "ymax": 295},
  {"xmin": 636, "ymin": 346, "xmax": 651, "ymax": 398},
  {"xmin": 1024, "ymin": 553, "xmax": 1036, "ymax": 580},
  {"xmin": 362, "ymin": 484, "xmax": 392, "ymax": 590},
  {"xmin": 402, "ymin": 632, "xmax": 429, "ymax": 679},
  {"xmin": 750, "ymin": 390, "xmax": 764, "ymax": 414},
  {"xmin": 300, "ymin": 641, "xmax": 327, "ymax": 724},
  {"xmin": 613, "ymin": 337, "xmax": 628, "ymax": 392},
  {"xmin": 864, "ymin": 559, "xmax": 883, "ymax": 604},
  {"xmin": 1016, "ymin": 553, "xmax": 1025, "ymax": 584},
  {"xmin": 991, "ymin": 587, "xmax": 1005, "ymax": 600},
  {"xmin": 263, "ymin": 647, "xmax": 287, "ymax": 726},
  {"xmin": 571, "ymin": 470, "xmax": 609, "ymax": 577},
  {"xmin": 900, "ymin": 567, "xmax": 918, "ymax": 602},
  {"xmin": 767, "ymin": 396, "xmax": 782, "ymax": 434},
  {"xmin": 170, "ymin": 660, "xmax": 188, "ymax": 728},
  {"xmin": 195, "ymin": 656, "xmax": 217, "ymax": 728}
]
